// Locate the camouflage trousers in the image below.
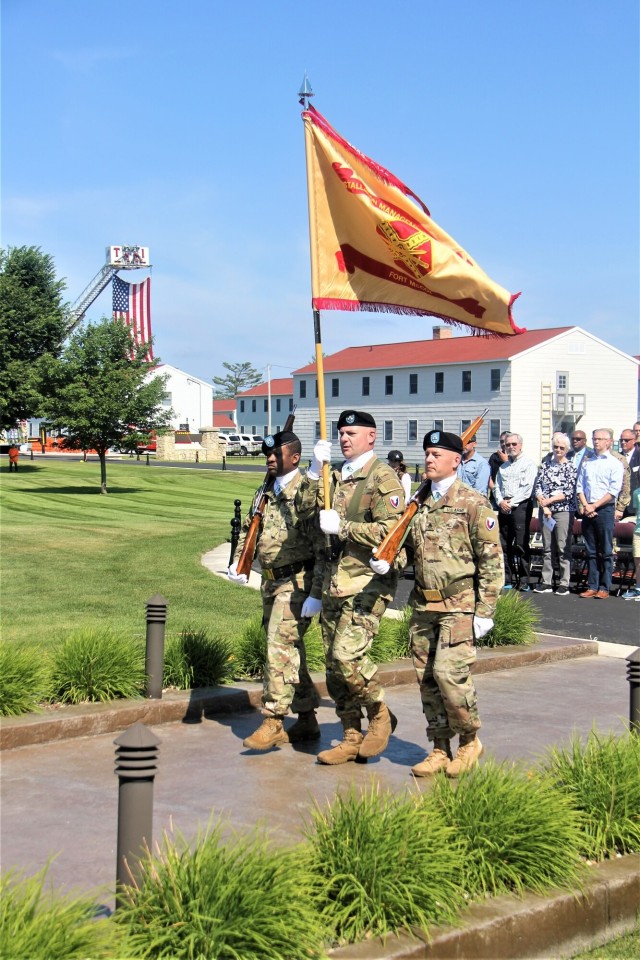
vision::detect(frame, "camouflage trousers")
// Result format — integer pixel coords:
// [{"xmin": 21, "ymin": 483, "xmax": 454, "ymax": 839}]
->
[
  {"xmin": 409, "ymin": 609, "xmax": 481, "ymax": 741},
  {"xmin": 261, "ymin": 584, "xmax": 320, "ymax": 717},
  {"xmin": 321, "ymin": 585, "xmax": 390, "ymax": 726}
]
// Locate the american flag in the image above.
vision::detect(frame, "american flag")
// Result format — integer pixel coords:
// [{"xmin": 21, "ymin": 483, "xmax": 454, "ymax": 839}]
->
[{"xmin": 112, "ymin": 275, "xmax": 154, "ymax": 361}]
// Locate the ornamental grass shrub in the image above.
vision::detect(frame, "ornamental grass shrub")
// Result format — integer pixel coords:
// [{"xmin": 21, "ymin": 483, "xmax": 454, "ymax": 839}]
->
[
  {"xmin": 541, "ymin": 729, "xmax": 640, "ymax": 860},
  {"xmin": 305, "ymin": 783, "xmax": 465, "ymax": 945},
  {"xmin": 428, "ymin": 759, "xmax": 586, "ymax": 898},
  {"xmin": 115, "ymin": 822, "xmax": 327, "ymax": 960},
  {"xmin": 371, "ymin": 605, "xmax": 412, "ymax": 662},
  {"xmin": 232, "ymin": 613, "xmax": 325, "ymax": 679},
  {"xmin": 0, "ymin": 643, "xmax": 52, "ymax": 716},
  {"xmin": 0, "ymin": 866, "xmax": 119, "ymax": 960},
  {"xmin": 163, "ymin": 626, "xmax": 236, "ymax": 689},
  {"xmin": 478, "ymin": 590, "xmax": 540, "ymax": 647},
  {"xmin": 49, "ymin": 628, "xmax": 145, "ymax": 704}
]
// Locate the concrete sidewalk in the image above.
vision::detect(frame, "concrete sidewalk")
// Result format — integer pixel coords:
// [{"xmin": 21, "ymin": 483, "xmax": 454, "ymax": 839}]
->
[{"xmin": 0, "ymin": 645, "xmax": 635, "ymax": 909}]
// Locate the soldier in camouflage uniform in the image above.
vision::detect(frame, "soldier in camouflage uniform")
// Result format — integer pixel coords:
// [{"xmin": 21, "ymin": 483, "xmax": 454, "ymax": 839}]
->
[
  {"xmin": 371, "ymin": 430, "xmax": 503, "ymax": 777},
  {"xmin": 228, "ymin": 430, "xmax": 324, "ymax": 751},
  {"xmin": 296, "ymin": 410, "xmax": 406, "ymax": 765}
]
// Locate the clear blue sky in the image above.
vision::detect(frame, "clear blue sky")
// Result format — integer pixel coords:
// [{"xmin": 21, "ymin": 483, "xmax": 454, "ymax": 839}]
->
[{"xmin": 3, "ymin": 0, "xmax": 638, "ymax": 384}]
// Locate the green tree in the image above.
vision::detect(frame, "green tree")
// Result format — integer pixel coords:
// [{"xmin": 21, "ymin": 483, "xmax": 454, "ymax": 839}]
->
[
  {"xmin": 0, "ymin": 246, "xmax": 68, "ymax": 429},
  {"xmin": 41, "ymin": 318, "xmax": 172, "ymax": 494},
  {"xmin": 212, "ymin": 361, "xmax": 262, "ymax": 398}
]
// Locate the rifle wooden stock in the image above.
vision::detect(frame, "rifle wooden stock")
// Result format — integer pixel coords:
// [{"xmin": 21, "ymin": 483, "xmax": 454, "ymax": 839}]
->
[
  {"xmin": 234, "ymin": 410, "xmax": 296, "ymax": 578},
  {"xmin": 372, "ymin": 408, "xmax": 490, "ymax": 566}
]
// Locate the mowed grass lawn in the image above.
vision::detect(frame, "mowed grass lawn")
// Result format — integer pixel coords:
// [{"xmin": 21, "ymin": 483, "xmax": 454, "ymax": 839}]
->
[{"xmin": 1, "ymin": 459, "xmax": 262, "ymax": 648}]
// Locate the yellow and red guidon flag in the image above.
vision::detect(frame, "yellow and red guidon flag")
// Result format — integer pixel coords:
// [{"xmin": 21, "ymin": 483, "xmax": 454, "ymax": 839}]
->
[{"xmin": 303, "ymin": 105, "xmax": 523, "ymax": 336}]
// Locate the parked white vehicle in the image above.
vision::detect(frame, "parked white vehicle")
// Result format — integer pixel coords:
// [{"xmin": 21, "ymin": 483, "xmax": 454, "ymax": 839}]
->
[{"xmin": 226, "ymin": 433, "xmax": 262, "ymax": 456}]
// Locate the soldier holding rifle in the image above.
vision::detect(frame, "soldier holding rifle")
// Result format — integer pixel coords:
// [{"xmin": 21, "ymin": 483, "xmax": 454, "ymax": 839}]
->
[
  {"xmin": 370, "ymin": 429, "xmax": 503, "ymax": 778},
  {"xmin": 228, "ymin": 429, "xmax": 324, "ymax": 751},
  {"xmin": 296, "ymin": 410, "xmax": 405, "ymax": 765}
]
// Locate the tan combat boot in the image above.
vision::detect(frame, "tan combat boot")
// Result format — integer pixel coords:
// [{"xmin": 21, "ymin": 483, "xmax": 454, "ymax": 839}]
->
[
  {"xmin": 410, "ymin": 739, "xmax": 453, "ymax": 777},
  {"xmin": 242, "ymin": 717, "xmax": 289, "ymax": 751},
  {"xmin": 446, "ymin": 734, "xmax": 484, "ymax": 778},
  {"xmin": 317, "ymin": 728, "xmax": 363, "ymax": 765},
  {"xmin": 358, "ymin": 702, "xmax": 397, "ymax": 758},
  {"xmin": 287, "ymin": 710, "xmax": 321, "ymax": 743}
]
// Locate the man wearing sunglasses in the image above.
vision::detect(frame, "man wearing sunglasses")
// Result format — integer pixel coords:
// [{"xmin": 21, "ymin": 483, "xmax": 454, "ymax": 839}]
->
[{"xmin": 494, "ymin": 434, "xmax": 538, "ymax": 591}]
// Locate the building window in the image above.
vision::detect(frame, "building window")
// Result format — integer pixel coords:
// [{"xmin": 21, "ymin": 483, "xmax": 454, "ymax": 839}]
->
[
  {"xmin": 362, "ymin": 376, "xmax": 370, "ymax": 396},
  {"xmin": 491, "ymin": 369, "xmax": 501, "ymax": 391},
  {"xmin": 435, "ymin": 371, "xmax": 444, "ymax": 393},
  {"xmin": 251, "ymin": 425, "xmax": 256, "ymax": 434},
  {"xmin": 557, "ymin": 371, "xmax": 568, "ymax": 390},
  {"xmin": 251, "ymin": 399, "xmax": 257, "ymax": 412},
  {"xmin": 314, "ymin": 381, "xmax": 318, "ymax": 398},
  {"xmin": 332, "ymin": 378, "xmax": 339, "ymax": 397},
  {"xmin": 408, "ymin": 419, "xmax": 418, "ymax": 442},
  {"xmin": 161, "ymin": 392, "xmax": 172, "ymax": 408},
  {"xmin": 240, "ymin": 400, "xmax": 245, "ymax": 413},
  {"xmin": 263, "ymin": 399, "xmax": 268, "ymax": 412},
  {"xmin": 490, "ymin": 419, "xmax": 501, "ymax": 443},
  {"xmin": 460, "ymin": 419, "xmax": 471, "ymax": 435},
  {"xmin": 433, "ymin": 419, "xmax": 444, "ymax": 432},
  {"xmin": 276, "ymin": 398, "xmax": 281, "ymax": 413},
  {"xmin": 384, "ymin": 420, "xmax": 393, "ymax": 442},
  {"xmin": 462, "ymin": 371, "xmax": 471, "ymax": 393},
  {"xmin": 314, "ymin": 421, "xmax": 321, "ymax": 440},
  {"xmin": 409, "ymin": 373, "xmax": 418, "ymax": 395},
  {"xmin": 385, "ymin": 375, "xmax": 394, "ymax": 396},
  {"xmin": 239, "ymin": 424, "xmax": 245, "ymax": 432},
  {"xmin": 331, "ymin": 421, "xmax": 339, "ymax": 441},
  {"xmin": 299, "ymin": 380, "xmax": 307, "ymax": 399},
  {"xmin": 289, "ymin": 398, "xmax": 294, "ymax": 411},
  {"xmin": 263, "ymin": 425, "xmax": 267, "ymax": 435}
]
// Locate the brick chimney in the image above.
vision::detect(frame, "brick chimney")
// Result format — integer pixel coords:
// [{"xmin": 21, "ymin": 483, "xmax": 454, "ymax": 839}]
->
[{"xmin": 432, "ymin": 326, "xmax": 453, "ymax": 340}]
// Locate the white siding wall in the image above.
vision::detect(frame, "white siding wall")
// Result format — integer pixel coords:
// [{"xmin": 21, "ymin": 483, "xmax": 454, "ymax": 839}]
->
[
  {"xmin": 292, "ymin": 361, "xmax": 513, "ymax": 461},
  {"xmin": 509, "ymin": 330, "xmax": 638, "ymax": 462},
  {"xmin": 154, "ymin": 365, "xmax": 213, "ymax": 431}
]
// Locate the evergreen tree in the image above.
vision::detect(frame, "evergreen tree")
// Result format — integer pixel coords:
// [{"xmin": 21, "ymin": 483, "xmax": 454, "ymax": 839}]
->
[{"xmin": 212, "ymin": 361, "xmax": 262, "ymax": 398}]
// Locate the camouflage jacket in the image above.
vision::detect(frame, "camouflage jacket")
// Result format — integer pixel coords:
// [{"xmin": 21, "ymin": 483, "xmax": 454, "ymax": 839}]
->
[
  {"xmin": 296, "ymin": 456, "xmax": 405, "ymax": 598},
  {"xmin": 610, "ymin": 449, "xmax": 631, "ymax": 514},
  {"xmin": 234, "ymin": 471, "xmax": 325, "ymax": 599},
  {"xmin": 409, "ymin": 479, "xmax": 504, "ymax": 616}
]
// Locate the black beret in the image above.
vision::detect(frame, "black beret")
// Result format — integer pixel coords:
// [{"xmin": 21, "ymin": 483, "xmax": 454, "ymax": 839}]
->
[
  {"xmin": 337, "ymin": 409, "xmax": 376, "ymax": 429},
  {"xmin": 387, "ymin": 449, "xmax": 404, "ymax": 463},
  {"xmin": 423, "ymin": 430, "xmax": 463, "ymax": 454},
  {"xmin": 261, "ymin": 430, "xmax": 299, "ymax": 456}
]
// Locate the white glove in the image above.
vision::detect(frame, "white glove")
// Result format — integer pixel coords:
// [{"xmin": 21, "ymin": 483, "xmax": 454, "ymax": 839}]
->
[
  {"xmin": 301, "ymin": 596, "xmax": 322, "ymax": 618},
  {"xmin": 369, "ymin": 557, "xmax": 390, "ymax": 576},
  {"xmin": 228, "ymin": 562, "xmax": 248, "ymax": 585},
  {"xmin": 473, "ymin": 616, "xmax": 493, "ymax": 640},
  {"xmin": 309, "ymin": 439, "xmax": 332, "ymax": 478},
  {"xmin": 319, "ymin": 509, "xmax": 341, "ymax": 535}
]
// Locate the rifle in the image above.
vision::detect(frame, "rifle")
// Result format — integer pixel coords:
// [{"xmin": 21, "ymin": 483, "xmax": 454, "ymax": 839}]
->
[
  {"xmin": 235, "ymin": 409, "xmax": 296, "ymax": 578},
  {"xmin": 372, "ymin": 408, "xmax": 489, "ymax": 566}
]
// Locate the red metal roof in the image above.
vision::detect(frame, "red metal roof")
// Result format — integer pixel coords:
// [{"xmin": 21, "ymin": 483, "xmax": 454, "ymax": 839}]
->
[
  {"xmin": 293, "ymin": 327, "xmax": 573, "ymax": 374},
  {"xmin": 213, "ymin": 399, "xmax": 235, "ymax": 412},
  {"xmin": 214, "ymin": 413, "xmax": 235, "ymax": 428},
  {"xmin": 237, "ymin": 377, "xmax": 293, "ymax": 397}
]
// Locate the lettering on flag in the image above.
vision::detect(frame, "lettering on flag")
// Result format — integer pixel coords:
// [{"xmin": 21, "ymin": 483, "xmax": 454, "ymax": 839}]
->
[
  {"xmin": 112, "ymin": 275, "xmax": 154, "ymax": 361},
  {"xmin": 303, "ymin": 105, "xmax": 523, "ymax": 336}
]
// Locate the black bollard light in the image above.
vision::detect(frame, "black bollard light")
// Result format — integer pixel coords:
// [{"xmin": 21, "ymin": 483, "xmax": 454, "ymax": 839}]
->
[
  {"xmin": 222, "ymin": 455, "xmax": 226, "ymax": 471},
  {"xmin": 145, "ymin": 594, "xmax": 168, "ymax": 699},
  {"xmin": 229, "ymin": 499, "xmax": 242, "ymax": 566},
  {"xmin": 627, "ymin": 648, "xmax": 640, "ymax": 733},
  {"xmin": 414, "ymin": 464, "xmax": 420, "ymax": 481},
  {"xmin": 114, "ymin": 722, "xmax": 160, "ymax": 909}
]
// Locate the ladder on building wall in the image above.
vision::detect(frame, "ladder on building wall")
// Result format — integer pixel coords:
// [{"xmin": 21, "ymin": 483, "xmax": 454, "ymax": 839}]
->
[{"xmin": 540, "ymin": 383, "xmax": 553, "ymax": 460}]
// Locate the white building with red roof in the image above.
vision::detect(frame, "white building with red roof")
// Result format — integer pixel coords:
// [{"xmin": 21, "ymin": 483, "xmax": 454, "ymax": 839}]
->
[
  {"xmin": 288, "ymin": 326, "xmax": 638, "ymax": 464},
  {"xmin": 213, "ymin": 398, "xmax": 236, "ymax": 432},
  {"xmin": 235, "ymin": 378, "xmax": 294, "ymax": 435}
]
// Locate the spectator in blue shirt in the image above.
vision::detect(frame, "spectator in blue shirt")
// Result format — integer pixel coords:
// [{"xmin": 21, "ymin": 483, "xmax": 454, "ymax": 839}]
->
[
  {"xmin": 576, "ymin": 428, "xmax": 624, "ymax": 599},
  {"xmin": 457, "ymin": 435, "xmax": 490, "ymax": 497}
]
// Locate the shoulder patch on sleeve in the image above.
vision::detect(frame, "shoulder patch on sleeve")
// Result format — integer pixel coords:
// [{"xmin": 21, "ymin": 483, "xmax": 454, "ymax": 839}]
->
[{"xmin": 477, "ymin": 506, "xmax": 500, "ymax": 542}]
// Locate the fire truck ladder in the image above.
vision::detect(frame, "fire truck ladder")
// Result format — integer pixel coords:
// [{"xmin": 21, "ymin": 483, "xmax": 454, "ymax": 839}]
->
[{"xmin": 64, "ymin": 264, "xmax": 117, "ymax": 337}]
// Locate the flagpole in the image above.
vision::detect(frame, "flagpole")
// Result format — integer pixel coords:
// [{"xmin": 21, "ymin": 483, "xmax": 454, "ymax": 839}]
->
[{"xmin": 300, "ymin": 75, "xmax": 330, "ymax": 508}]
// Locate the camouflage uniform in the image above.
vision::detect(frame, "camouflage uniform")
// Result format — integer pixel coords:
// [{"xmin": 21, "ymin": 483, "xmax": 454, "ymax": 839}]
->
[
  {"xmin": 408, "ymin": 479, "xmax": 504, "ymax": 741},
  {"xmin": 296, "ymin": 457, "xmax": 405, "ymax": 726},
  {"xmin": 234, "ymin": 471, "xmax": 324, "ymax": 717}
]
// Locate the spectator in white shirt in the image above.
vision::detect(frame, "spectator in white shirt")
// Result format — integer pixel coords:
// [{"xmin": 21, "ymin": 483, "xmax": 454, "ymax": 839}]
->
[{"xmin": 494, "ymin": 434, "xmax": 538, "ymax": 591}]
